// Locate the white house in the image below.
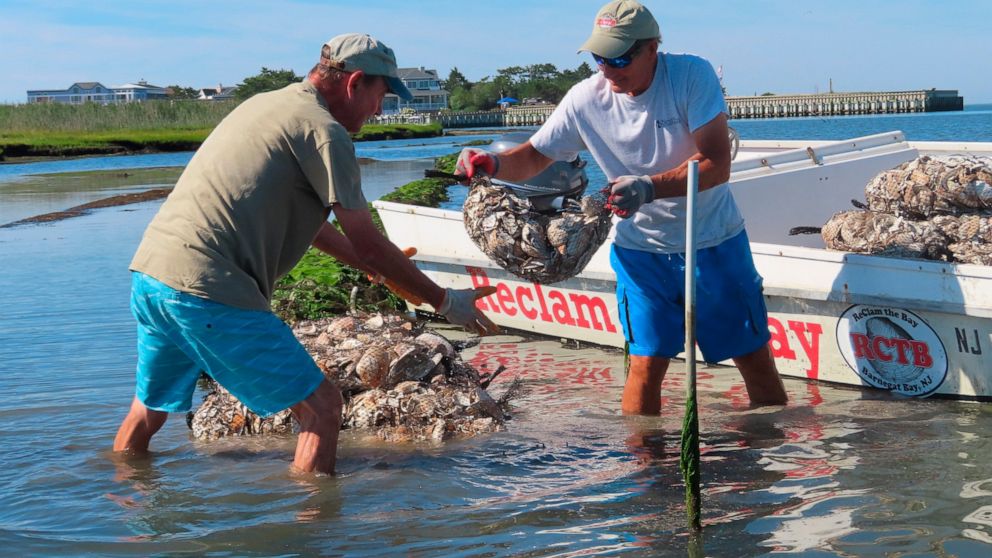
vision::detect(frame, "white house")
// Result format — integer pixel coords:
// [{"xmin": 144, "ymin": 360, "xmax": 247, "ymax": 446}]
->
[
  {"xmin": 26, "ymin": 80, "xmax": 168, "ymax": 104},
  {"xmin": 112, "ymin": 80, "xmax": 169, "ymax": 102},
  {"xmin": 382, "ymin": 67, "xmax": 449, "ymax": 114}
]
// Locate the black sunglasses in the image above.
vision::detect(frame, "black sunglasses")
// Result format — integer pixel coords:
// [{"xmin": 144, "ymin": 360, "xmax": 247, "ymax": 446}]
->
[{"xmin": 592, "ymin": 41, "xmax": 646, "ymax": 69}]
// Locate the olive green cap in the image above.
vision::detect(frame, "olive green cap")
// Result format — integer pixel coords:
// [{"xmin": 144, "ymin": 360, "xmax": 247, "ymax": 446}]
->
[
  {"xmin": 321, "ymin": 33, "xmax": 412, "ymax": 100},
  {"xmin": 577, "ymin": 0, "xmax": 661, "ymax": 58}
]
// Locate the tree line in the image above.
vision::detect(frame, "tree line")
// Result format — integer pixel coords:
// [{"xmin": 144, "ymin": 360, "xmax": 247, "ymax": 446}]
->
[
  {"xmin": 170, "ymin": 63, "xmax": 597, "ymax": 110},
  {"xmin": 442, "ymin": 62, "xmax": 594, "ymax": 111}
]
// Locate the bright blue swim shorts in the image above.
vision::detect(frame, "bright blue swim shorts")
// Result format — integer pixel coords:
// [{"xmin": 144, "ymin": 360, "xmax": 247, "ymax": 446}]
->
[
  {"xmin": 610, "ymin": 230, "xmax": 771, "ymax": 362},
  {"xmin": 129, "ymin": 272, "xmax": 325, "ymax": 417}
]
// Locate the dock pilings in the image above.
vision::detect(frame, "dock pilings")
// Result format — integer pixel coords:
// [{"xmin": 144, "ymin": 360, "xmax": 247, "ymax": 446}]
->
[{"xmin": 726, "ymin": 89, "xmax": 963, "ymax": 119}]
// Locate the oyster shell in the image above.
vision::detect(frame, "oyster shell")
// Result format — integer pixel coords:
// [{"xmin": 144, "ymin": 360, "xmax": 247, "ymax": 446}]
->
[
  {"xmin": 385, "ymin": 347, "xmax": 439, "ymax": 388},
  {"xmin": 415, "ymin": 331, "xmax": 456, "ymax": 358},
  {"xmin": 355, "ymin": 345, "xmax": 391, "ymax": 388},
  {"xmin": 326, "ymin": 316, "xmax": 358, "ymax": 338}
]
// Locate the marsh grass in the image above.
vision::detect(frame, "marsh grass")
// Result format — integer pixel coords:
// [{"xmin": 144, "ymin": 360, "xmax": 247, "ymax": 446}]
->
[
  {"xmin": 0, "ymin": 101, "xmax": 231, "ymax": 156},
  {"xmin": 0, "ymin": 101, "xmax": 442, "ymax": 157},
  {"xmin": 271, "ymin": 249, "xmax": 403, "ymax": 323},
  {"xmin": 352, "ymin": 123, "xmax": 442, "ymax": 141},
  {"xmin": 271, "ymin": 151, "xmax": 458, "ymax": 323},
  {"xmin": 0, "ymin": 100, "xmax": 236, "ymax": 132}
]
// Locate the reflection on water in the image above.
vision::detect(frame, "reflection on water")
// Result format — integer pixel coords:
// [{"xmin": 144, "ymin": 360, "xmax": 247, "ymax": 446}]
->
[{"xmin": 2, "ymin": 150, "xmax": 992, "ymax": 556}]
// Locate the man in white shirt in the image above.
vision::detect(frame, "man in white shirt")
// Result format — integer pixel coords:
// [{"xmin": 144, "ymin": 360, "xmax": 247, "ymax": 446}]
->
[{"xmin": 457, "ymin": 0, "xmax": 787, "ymax": 414}]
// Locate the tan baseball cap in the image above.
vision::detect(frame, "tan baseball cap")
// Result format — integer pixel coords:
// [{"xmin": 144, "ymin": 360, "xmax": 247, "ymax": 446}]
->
[
  {"xmin": 577, "ymin": 0, "xmax": 661, "ymax": 58},
  {"xmin": 321, "ymin": 33, "xmax": 412, "ymax": 100}
]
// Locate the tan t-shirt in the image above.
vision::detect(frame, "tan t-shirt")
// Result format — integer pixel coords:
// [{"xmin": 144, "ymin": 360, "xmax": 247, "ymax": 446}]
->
[{"xmin": 130, "ymin": 80, "xmax": 366, "ymax": 311}]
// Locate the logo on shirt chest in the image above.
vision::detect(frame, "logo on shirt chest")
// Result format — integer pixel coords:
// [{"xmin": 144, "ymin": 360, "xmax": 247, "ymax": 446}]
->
[{"xmin": 655, "ymin": 117, "xmax": 682, "ymax": 128}]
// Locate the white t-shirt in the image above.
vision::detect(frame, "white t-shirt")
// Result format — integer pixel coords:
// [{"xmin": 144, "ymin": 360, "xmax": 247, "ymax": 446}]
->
[{"xmin": 530, "ymin": 52, "xmax": 744, "ymax": 253}]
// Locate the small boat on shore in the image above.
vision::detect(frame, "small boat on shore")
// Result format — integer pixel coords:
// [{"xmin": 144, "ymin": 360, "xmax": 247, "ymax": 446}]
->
[{"xmin": 374, "ymin": 131, "xmax": 992, "ymax": 401}]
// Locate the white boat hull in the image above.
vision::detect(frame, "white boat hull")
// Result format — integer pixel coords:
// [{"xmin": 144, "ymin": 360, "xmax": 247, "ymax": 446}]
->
[{"xmin": 373, "ymin": 132, "xmax": 992, "ymax": 400}]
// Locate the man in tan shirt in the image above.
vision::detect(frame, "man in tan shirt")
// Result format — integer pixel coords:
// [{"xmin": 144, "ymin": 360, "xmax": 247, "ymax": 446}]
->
[{"xmin": 114, "ymin": 33, "xmax": 496, "ymax": 475}]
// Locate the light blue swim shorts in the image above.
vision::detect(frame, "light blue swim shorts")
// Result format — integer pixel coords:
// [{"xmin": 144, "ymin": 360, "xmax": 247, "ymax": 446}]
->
[{"xmin": 129, "ymin": 271, "xmax": 324, "ymax": 417}]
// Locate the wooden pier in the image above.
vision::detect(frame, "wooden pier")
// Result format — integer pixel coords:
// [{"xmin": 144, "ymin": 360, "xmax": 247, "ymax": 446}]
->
[
  {"xmin": 726, "ymin": 89, "xmax": 963, "ymax": 119},
  {"xmin": 434, "ymin": 104, "xmax": 557, "ymax": 128},
  {"xmin": 374, "ymin": 104, "xmax": 558, "ymax": 129},
  {"xmin": 373, "ymin": 89, "xmax": 964, "ymax": 129}
]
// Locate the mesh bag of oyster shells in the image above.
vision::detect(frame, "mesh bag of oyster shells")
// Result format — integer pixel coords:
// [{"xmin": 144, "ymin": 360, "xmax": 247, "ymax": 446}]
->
[
  {"xmin": 865, "ymin": 155, "xmax": 992, "ymax": 219},
  {"xmin": 463, "ymin": 176, "xmax": 612, "ymax": 284},
  {"xmin": 813, "ymin": 209, "xmax": 992, "ymax": 265},
  {"xmin": 819, "ymin": 209, "xmax": 953, "ymax": 261}
]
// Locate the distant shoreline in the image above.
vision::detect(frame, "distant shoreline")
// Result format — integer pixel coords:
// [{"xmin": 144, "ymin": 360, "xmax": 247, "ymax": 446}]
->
[
  {"xmin": 0, "ymin": 122, "xmax": 444, "ymax": 164},
  {"xmin": 0, "ymin": 140, "xmax": 200, "ymax": 162}
]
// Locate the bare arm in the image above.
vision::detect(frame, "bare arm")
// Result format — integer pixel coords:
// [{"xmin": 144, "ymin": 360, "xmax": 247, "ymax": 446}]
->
[
  {"xmin": 311, "ymin": 220, "xmax": 374, "ymax": 274},
  {"xmin": 330, "ymin": 204, "xmax": 446, "ymax": 308},
  {"xmin": 648, "ymin": 113, "xmax": 732, "ymax": 198},
  {"xmin": 493, "ymin": 141, "xmax": 556, "ymax": 182}
]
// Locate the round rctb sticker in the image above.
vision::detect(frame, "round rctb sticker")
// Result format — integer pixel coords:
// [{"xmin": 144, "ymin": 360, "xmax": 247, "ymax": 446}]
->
[{"xmin": 836, "ymin": 305, "xmax": 947, "ymax": 397}]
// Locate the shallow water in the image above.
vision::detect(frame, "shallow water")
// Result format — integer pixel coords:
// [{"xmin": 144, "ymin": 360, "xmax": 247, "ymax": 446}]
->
[
  {"xmin": 3, "ymin": 146, "xmax": 992, "ymax": 556},
  {"xmin": 0, "ymin": 167, "xmax": 182, "ymax": 225},
  {"xmin": 0, "ymin": 132, "xmax": 501, "ymax": 181},
  {"xmin": 0, "ymin": 133, "xmax": 502, "ymax": 225},
  {"xmin": 730, "ymin": 104, "xmax": 992, "ymax": 143}
]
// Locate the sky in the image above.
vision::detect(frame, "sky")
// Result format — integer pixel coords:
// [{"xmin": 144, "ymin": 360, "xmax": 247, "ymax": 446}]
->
[{"xmin": 1, "ymin": 0, "xmax": 990, "ymax": 104}]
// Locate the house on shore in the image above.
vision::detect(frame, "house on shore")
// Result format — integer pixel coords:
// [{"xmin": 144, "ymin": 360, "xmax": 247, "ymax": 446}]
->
[
  {"xmin": 382, "ymin": 67, "xmax": 449, "ymax": 114},
  {"xmin": 27, "ymin": 82, "xmax": 115, "ymax": 104},
  {"xmin": 113, "ymin": 81, "xmax": 169, "ymax": 102},
  {"xmin": 197, "ymin": 84, "xmax": 238, "ymax": 101},
  {"xmin": 26, "ymin": 80, "xmax": 169, "ymax": 104}
]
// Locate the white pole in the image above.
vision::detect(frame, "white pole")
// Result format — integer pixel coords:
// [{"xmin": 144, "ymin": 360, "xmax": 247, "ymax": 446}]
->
[
  {"xmin": 685, "ymin": 165, "xmax": 699, "ymax": 412},
  {"xmin": 685, "ymin": 162, "xmax": 698, "ymax": 381},
  {"xmin": 680, "ymin": 160, "xmax": 701, "ymax": 532}
]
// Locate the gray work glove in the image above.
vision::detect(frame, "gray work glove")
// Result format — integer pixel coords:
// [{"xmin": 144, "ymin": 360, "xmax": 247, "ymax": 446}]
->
[
  {"xmin": 607, "ymin": 175, "xmax": 655, "ymax": 218},
  {"xmin": 435, "ymin": 287, "xmax": 499, "ymax": 335},
  {"xmin": 455, "ymin": 148, "xmax": 500, "ymax": 179}
]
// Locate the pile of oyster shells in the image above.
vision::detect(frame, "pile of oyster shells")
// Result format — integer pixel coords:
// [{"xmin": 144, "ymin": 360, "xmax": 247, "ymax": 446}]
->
[
  {"xmin": 187, "ymin": 313, "xmax": 519, "ymax": 443},
  {"xmin": 818, "ymin": 155, "xmax": 992, "ymax": 264},
  {"xmin": 463, "ymin": 176, "xmax": 612, "ymax": 284}
]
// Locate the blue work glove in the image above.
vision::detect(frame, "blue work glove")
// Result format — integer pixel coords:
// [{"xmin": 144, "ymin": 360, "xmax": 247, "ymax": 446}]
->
[
  {"xmin": 436, "ymin": 287, "xmax": 499, "ymax": 335},
  {"xmin": 455, "ymin": 148, "xmax": 500, "ymax": 179},
  {"xmin": 607, "ymin": 175, "xmax": 654, "ymax": 218}
]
